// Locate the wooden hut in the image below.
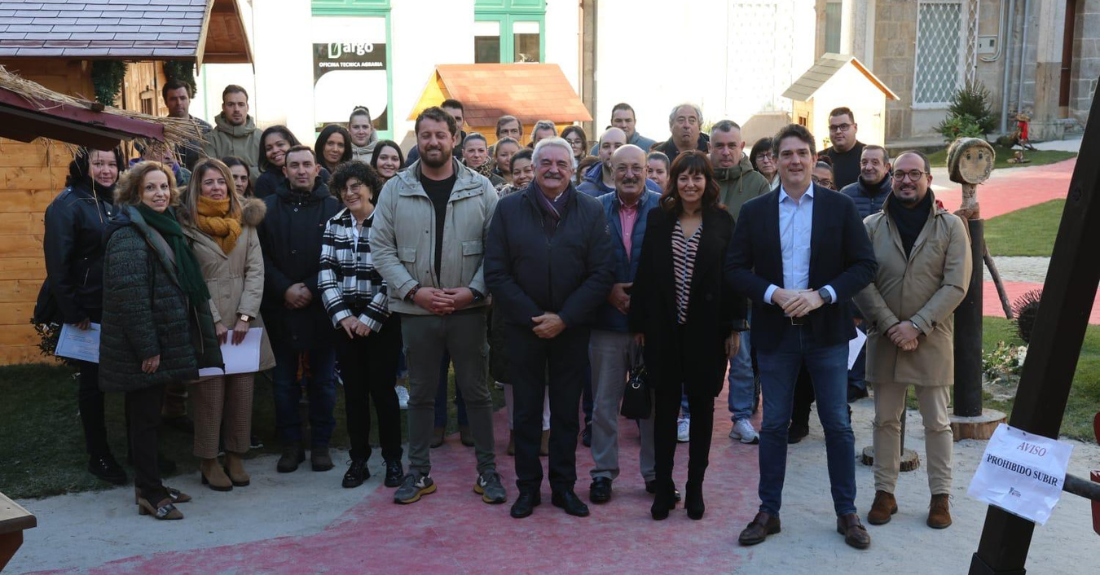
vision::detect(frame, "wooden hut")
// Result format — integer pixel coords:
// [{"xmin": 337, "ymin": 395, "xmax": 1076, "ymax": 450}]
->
[{"xmin": 782, "ymin": 53, "xmax": 898, "ymax": 149}]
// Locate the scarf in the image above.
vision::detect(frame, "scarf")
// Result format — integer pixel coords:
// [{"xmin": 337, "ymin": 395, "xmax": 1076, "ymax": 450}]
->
[
  {"xmin": 194, "ymin": 196, "xmax": 243, "ymax": 254},
  {"xmin": 532, "ymin": 182, "xmax": 572, "ymax": 236},
  {"xmin": 137, "ymin": 204, "xmax": 211, "ymax": 304},
  {"xmin": 889, "ymin": 192, "xmax": 933, "ymax": 257}
]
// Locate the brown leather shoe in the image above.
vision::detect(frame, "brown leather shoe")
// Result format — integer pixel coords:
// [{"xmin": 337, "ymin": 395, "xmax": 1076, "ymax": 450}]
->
[
  {"xmin": 738, "ymin": 512, "xmax": 781, "ymax": 546},
  {"xmin": 867, "ymin": 490, "xmax": 898, "ymax": 525},
  {"xmin": 837, "ymin": 513, "xmax": 871, "ymax": 549},
  {"xmin": 927, "ymin": 494, "xmax": 952, "ymax": 529}
]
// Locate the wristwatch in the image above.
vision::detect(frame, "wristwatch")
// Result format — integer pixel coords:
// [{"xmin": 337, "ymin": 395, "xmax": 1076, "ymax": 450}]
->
[
  {"xmin": 238, "ymin": 314, "xmax": 252, "ymax": 323},
  {"xmin": 406, "ymin": 284, "xmax": 421, "ymax": 303},
  {"xmin": 817, "ymin": 288, "xmax": 833, "ymax": 305},
  {"xmin": 470, "ymin": 288, "xmax": 486, "ymax": 303}
]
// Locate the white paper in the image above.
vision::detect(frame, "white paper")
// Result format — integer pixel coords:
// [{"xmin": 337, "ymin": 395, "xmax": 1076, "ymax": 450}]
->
[
  {"xmin": 967, "ymin": 424, "xmax": 1074, "ymax": 525},
  {"xmin": 56, "ymin": 323, "xmax": 101, "ymax": 363},
  {"xmin": 199, "ymin": 328, "xmax": 263, "ymax": 377},
  {"xmin": 847, "ymin": 327, "xmax": 867, "ymax": 370}
]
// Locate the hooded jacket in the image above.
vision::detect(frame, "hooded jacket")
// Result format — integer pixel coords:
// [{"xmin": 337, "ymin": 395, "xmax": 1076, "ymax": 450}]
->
[
  {"xmin": 257, "ymin": 178, "xmax": 341, "ymax": 351},
  {"xmin": 716, "ymin": 155, "xmax": 772, "ymax": 222},
  {"xmin": 203, "ymin": 114, "xmax": 262, "ymax": 181}
]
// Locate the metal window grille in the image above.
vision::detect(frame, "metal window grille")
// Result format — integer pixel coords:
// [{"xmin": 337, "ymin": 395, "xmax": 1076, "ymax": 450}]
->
[
  {"xmin": 964, "ymin": 0, "xmax": 979, "ymax": 84},
  {"xmin": 914, "ymin": 0, "xmax": 964, "ymax": 106}
]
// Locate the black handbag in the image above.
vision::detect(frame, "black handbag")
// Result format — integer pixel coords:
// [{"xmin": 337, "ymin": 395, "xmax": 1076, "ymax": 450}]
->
[{"xmin": 620, "ymin": 344, "xmax": 651, "ymax": 420}]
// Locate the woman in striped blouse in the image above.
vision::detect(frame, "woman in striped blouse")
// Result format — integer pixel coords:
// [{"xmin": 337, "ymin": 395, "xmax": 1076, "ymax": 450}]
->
[
  {"xmin": 629, "ymin": 151, "xmax": 746, "ymax": 521},
  {"xmin": 319, "ymin": 161, "xmax": 405, "ymax": 489}
]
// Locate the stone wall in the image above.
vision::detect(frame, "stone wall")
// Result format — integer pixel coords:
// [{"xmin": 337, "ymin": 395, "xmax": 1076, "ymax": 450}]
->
[
  {"xmin": 1072, "ymin": 0, "xmax": 1100, "ymax": 126},
  {"xmin": 873, "ymin": 0, "xmax": 918, "ymax": 140}
]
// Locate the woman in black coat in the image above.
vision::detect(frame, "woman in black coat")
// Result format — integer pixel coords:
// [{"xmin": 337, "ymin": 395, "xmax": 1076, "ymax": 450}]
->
[
  {"xmin": 629, "ymin": 151, "xmax": 746, "ymax": 521},
  {"xmin": 37, "ymin": 147, "xmax": 126, "ymax": 485}
]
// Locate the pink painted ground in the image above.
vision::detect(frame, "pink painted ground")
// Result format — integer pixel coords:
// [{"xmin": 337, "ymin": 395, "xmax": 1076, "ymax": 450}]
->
[
  {"xmin": 28, "ymin": 392, "xmax": 762, "ymax": 575},
  {"xmin": 983, "ymin": 280, "xmax": 1100, "ymax": 325},
  {"xmin": 935, "ymin": 158, "xmax": 1075, "ymax": 219}
]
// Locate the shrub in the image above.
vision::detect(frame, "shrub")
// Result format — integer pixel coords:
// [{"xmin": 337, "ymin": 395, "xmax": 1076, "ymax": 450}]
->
[{"xmin": 935, "ymin": 80, "xmax": 998, "ymax": 142}]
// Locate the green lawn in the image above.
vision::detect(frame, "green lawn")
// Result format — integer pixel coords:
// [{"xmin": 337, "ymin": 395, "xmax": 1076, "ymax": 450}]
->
[
  {"xmin": 0, "ymin": 363, "xmax": 502, "ymax": 500},
  {"xmin": 925, "ymin": 146, "xmax": 1076, "ymax": 170},
  {"xmin": 984, "ymin": 199, "xmax": 1064, "ymax": 257}
]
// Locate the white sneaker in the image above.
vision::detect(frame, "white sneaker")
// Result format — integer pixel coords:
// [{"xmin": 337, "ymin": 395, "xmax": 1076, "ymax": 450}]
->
[
  {"xmin": 395, "ymin": 385, "xmax": 410, "ymax": 410},
  {"xmin": 730, "ymin": 418, "xmax": 759, "ymax": 444},
  {"xmin": 676, "ymin": 418, "xmax": 690, "ymax": 443}
]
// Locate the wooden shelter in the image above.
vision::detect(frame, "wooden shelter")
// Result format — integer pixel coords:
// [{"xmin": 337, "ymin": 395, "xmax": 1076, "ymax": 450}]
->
[
  {"xmin": 0, "ymin": 0, "xmax": 251, "ymax": 366},
  {"xmin": 782, "ymin": 53, "xmax": 898, "ymax": 149},
  {"xmin": 408, "ymin": 63, "xmax": 591, "ymax": 146}
]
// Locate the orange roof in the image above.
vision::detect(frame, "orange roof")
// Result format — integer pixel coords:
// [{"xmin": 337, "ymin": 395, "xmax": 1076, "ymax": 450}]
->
[{"xmin": 409, "ymin": 63, "xmax": 592, "ymax": 126}]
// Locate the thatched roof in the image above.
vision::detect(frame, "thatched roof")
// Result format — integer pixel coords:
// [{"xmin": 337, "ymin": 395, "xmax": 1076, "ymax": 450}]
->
[{"xmin": 0, "ymin": 65, "xmax": 203, "ymax": 151}]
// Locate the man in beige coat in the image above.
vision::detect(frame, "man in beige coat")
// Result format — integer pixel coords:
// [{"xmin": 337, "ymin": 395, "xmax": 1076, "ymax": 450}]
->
[{"xmin": 854, "ymin": 150, "xmax": 971, "ymax": 530}]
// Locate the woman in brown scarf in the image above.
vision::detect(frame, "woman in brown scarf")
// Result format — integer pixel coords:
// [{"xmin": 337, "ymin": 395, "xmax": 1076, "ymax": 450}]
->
[{"xmin": 179, "ymin": 158, "xmax": 275, "ymax": 491}]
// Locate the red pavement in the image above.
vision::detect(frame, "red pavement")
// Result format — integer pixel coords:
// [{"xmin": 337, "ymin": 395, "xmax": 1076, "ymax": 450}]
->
[
  {"xmin": 29, "ymin": 392, "xmax": 762, "ymax": 575},
  {"xmin": 983, "ymin": 280, "xmax": 1100, "ymax": 325},
  {"xmin": 935, "ymin": 158, "xmax": 1075, "ymax": 219}
]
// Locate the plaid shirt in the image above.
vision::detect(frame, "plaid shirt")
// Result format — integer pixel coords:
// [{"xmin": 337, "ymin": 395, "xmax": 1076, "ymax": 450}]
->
[{"xmin": 319, "ymin": 208, "xmax": 390, "ymax": 332}]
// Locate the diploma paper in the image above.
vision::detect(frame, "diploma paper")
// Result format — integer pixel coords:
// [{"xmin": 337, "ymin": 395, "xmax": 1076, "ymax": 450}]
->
[
  {"xmin": 848, "ymin": 327, "xmax": 867, "ymax": 371},
  {"xmin": 199, "ymin": 328, "xmax": 263, "ymax": 377},
  {"xmin": 56, "ymin": 323, "xmax": 101, "ymax": 363}
]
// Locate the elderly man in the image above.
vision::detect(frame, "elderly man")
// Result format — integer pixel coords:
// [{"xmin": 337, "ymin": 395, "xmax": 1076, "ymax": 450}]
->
[
  {"xmin": 586, "ymin": 144, "xmax": 662, "ymax": 505},
  {"xmin": 822, "ymin": 107, "xmax": 866, "ymax": 190},
  {"xmin": 854, "ymin": 151, "xmax": 971, "ymax": 530},
  {"xmin": 202, "ymin": 85, "xmax": 262, "ymax": 180},
  {"xmin": 655, "ymin": 103, "xmax": 709, "ymax": 158},
  {"xmin": 486, "ymin": 137, "xmax": 613, "ymax": 519},
  {"xmin": 708, "ymin": 120, "xmax": 771, "ymax": 444},
  {"xmin": 530, "ymin": 120, "xmax": 558, "ymax": 147},
  {"xmin": 590, "ymin": 103, "xmax": 658, "ymax": 154},
  {"xmin": 579, "ymin": 128, "xmax": 661, "ymax": 197}
]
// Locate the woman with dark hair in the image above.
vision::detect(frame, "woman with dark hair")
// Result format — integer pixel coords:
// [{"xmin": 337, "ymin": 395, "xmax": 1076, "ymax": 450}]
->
[
  {"xmin": 348, "ymin": 107, "xmax": 379, "ymax": 162},
  {"xmin": 646, "ymin": 151, "xmax": 671, "ymax": 192},
  {"xmin": 315, "ymin": 125, "xmax": 353, "ymax": 175},
  {"xmin": 630, "ymin": 151, "xmax": 745, "ymax": 521},
  {"xmin": 221, "ymin": 156, "xmax": 254, "ymax": 197},
  {"xmin": 749, "ymin": 137, "xmax": 779, "ymax": 191},
  {"xmin": 254, "ymin": 125, "xmax": 301, "ymax": 199},
  {"xmin": 101, "ymin": 161, "xmax": 222, "ymax": 520},
  {"xmin": 319, "ymin": 161, "xmax": 405, "ymax": 489},
  {"xmin": 37, "ymin": 147, "xmax": 126, "ymax": 485},
  {"xmin": 370, "ymin": 140, "xmax": 405, "ymax": 183},
  {"xmin": 179, "ymin": 158, "xmax": 274, "ymax": 492},
  {"xmin": 561, "ymin": 126, "xmax": 589, "ymax": 168},
  {"xmin": 491, "ymin": 137, "xmax": 521, "ymax": 185}
]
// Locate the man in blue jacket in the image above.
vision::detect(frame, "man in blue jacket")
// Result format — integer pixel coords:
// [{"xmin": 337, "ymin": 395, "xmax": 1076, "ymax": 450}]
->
[
  {"xmin": 587, "ymin": 145, "xmax": 662, "ymax": 505},
  {"xmin": 579, "ymin": 128, "xmax": 662, "ymax": 197},
  {"xmin": 485, "ymin": 137, "xmax": 614, "ymax": 519}
]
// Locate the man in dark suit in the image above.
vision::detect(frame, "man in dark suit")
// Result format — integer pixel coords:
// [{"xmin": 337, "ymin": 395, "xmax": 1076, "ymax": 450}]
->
[{"xmin": 726, "ymin": 124, "xmax": 877, "ymax": 550}]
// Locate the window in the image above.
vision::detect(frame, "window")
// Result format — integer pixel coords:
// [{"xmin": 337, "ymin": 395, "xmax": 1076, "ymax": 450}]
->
[
  {"xmin": 474, "ymin": 0, "xmax": 544, "ymax": 63},
  {"xmin": 824, "ymin": 1, "xmax": 841, "ymax": 54},
  {"xmin": 140, "ymin": 89, "xmax": 154, "ymax": 116},
  {"xmin": 914, "ymin": 0, "xmax": 964, "ymax": 106}
]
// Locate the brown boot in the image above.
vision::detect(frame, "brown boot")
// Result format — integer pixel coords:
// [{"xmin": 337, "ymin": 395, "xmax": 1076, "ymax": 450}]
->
[
  {"xmin": 539, "ymin": 430, "xmax": 550, "ymax": 456},
  {"xmin": 224, "ymin": 452, "xmax": 250, "ymax": 487},
  {"xmin": 430, "ymin": 427, "xmax": 446, "ymax": 448},
  {"xmin": 927, "ymin": 494, "xmax": 952, "ymax": 529},
  {"xmin": 200, "ymin": 458, "xmax": 233, "ymax": 492},
  {"xmin": 867, "ymin": 490, "xmax": 897, "ymax": 525},
  {"xmin": 507, "ymin": 430, "xmax": 515, "ymax": 456}
]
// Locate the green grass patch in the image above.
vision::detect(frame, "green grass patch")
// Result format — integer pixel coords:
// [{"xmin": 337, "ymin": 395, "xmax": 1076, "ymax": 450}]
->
[
  {"xmin": 0, "ymin": 363, "xmax": 502, "ymax": 500},
  {"xmin": 984, "ymin": 199, "xmax": 1064, "ymax": 257},
  {"xmin": 925, "ymin": 146, "xmax": 1076, "ymax": 170}
]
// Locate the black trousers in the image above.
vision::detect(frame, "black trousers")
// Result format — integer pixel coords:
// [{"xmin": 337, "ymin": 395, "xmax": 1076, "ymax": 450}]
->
[
  {"xmin": 654, "ymin": 381, "xmax": 713, "ymax": 486},
  {"xmin": 508, "ymin": 325, "xmax": 589, "ymax": 493},
  {"xmin": 791, "ymin": 365, "xmax": 815, "ymax": 426},
  {"xmin": 335, "ymin": 315, "xmax": 404, "ymax": 463},
  {"xmin": 76, "ymin": 308, "xmax": 112, "ymax": 458},
  {"xmin": 126, "ymin": 383, "xmax": 167, "ymax": 503}
]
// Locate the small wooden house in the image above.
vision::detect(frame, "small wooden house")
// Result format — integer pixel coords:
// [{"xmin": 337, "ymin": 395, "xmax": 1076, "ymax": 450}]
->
[
  {"xmin": 407, "ymin": 63, "xmax": 591, "ymax": 147},
  {"xmin": 0, "ymin": 0, "xmax": 251, "ymax": 365},
  {"xmin": 782, "ymin": 53, "xmax": 898, "ymax": 149}
]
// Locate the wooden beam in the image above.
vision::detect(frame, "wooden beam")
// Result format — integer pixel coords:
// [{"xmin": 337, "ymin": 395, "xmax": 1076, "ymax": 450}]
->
[{"xmin": 969, "ymin": 75, "xmax": 1100, "ymax": 574}]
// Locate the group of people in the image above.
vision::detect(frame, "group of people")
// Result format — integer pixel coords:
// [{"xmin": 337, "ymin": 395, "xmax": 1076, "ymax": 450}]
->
[{"xmin": 38, "ymin": 78, "xmax": 972, "ymax": 551}]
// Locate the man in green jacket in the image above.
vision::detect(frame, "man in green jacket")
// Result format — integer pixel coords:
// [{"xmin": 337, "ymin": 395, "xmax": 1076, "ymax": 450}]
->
[
  {"xmin": 710, "ymin": 119, "xmax": 771, "ymax": 445},
  {"xmin": 202, "ymin": 85, "xmax": 262, "ymax": 181}
]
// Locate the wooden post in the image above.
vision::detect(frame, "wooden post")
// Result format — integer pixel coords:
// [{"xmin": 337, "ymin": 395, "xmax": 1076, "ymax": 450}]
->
[
  {"xmin": 969, "ymin": 81, "xmax": 1100, "ymax": 574},
  {"xmin": 954, "ymin": 218, "xmax": 985, "ymax": 417}
]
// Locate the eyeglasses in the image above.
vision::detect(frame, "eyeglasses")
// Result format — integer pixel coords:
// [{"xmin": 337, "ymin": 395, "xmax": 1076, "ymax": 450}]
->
[
  {"xmin": 812, "ymin": 176, "xmax": 834, "ymax": 188},
  {"xmin": 829, "ymin": 123, "xmax": 852, "ymax": 133},
  {"xmin": 756, "ymin": 153, "xmax": 774, "ymax": 162},
  {"xmin": 891, "ymin": 169, "xmax": 926, "ymax": 181}
]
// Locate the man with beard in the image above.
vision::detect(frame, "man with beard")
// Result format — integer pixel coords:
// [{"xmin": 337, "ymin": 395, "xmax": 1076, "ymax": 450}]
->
[
  {"xmin": 162, "ymin": 79, "xmax": 211, "ymax": 170},
  {"xmin": 404, "ymin": 99, "xmax": 467, "ymax": 167},
  {"xmin": 854, "ymin": 151, "xmax": 970, "ymax": 530},
  {"xmin": 371, "ymin": 107, "xmax": 505, "ymax": 506},
  {"xmin": 655, "ymin": 103, "xmax": 709, "ymax": 158},
  {"xmin": 203, "ymin": 85, "xmax": 262, "ymax": 180}
]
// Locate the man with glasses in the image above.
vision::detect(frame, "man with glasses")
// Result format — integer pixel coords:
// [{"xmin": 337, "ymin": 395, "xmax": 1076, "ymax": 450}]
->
[
  {"xmin": 822, "ymin": 107, "xmax": 865, "ymax": 190},
  {"xmin": 854, "ymin": 150, "xmax": 970, "ymax": 531}
]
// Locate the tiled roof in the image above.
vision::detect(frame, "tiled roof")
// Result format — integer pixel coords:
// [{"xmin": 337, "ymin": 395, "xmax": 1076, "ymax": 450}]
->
[
  {"xmin": 0, "ymin": 0, "xmax": 210, "ymax": 59},
  {"xmin": 782, "ymin": 53, "xmax": 899, "ymax": 101},
  {"xmin": 420, "ymin": 63, "xmax": 592, "ymax": 127}
]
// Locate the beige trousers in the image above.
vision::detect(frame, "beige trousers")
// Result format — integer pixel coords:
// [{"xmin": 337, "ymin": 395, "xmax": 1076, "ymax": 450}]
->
[
  {"xmin": 872, "ymin": 381, "xmax": 953, "ymax": 495},
  {"xmin": 191, "ymin": 373, "xmax": 254, "ymax": 459}
]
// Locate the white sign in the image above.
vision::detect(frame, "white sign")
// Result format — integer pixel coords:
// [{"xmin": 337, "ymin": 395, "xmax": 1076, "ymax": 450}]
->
[
  {"xmin": 56, "ymin": 323, "xmax": 100, "ymax": 363},
  {"xmin": 968, "ymin": 424, "xmax": 1074, "ymax": 525},
  {"xmin": 199, "ymin": 328, "xmax": 263, "ymax": 378},
  {"xmin": 848, "ymin": 327, "xmax": 867, "ymax": 371}
]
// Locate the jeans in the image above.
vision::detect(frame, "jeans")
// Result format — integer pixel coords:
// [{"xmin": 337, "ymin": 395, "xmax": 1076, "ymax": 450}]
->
[
  {"xmin": 271, "ymin": 344, "xmax": 337, "ymax": 446},
  {"xmin": 757, "ymin": 325, "xmax": 856, "ymax": 517},
  {"xmin": 726, "ymin": 328, "xmax": 755, "ymax": 422},
  {"xmin": 434, "ymin": 351, "xmax": 469, "ymax": 428}
]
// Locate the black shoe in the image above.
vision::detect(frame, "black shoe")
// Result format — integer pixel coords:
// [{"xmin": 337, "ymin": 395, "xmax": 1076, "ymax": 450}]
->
[
  {"xmin": 645, "ymin": 480, "xmax": 681, "ymax": 502},
  {"xmin": 311, "ymin": 446, "xmax": 334, "ymax": 472},
  {"xmin": 277, "ymin": 442, "xmax": 306, "ymax": 473},
  {"xmin": 589, "ymin": 477, "xmax": 612, "ymax": 504},
  {"xmin": 88, "ymin": 454, "xmax": 127, "ymax": 485},
  {"xmin": 384, "ymin": 460, "xmax": 404, "ymax": 488},
  {"xmin": 551, "ymin": 490, "xmax": 590, "ymax": 517},
  {"xmin": 651, "ymin": 481, "xmax": 677, "ymax": 521},
  {"xmin": 162, "ymin": 415, "xmax": 194, "ymax": 433},
  {"xmin": 847, "ymin": 385, "xmax": 869, "ymax": 403},
  {"xmin": 581, "ymin": 426, "xmax": 592, "ymax": 448},
  {"xmin": 510, "ymin": 491, "xmax": 541, "ymax": 519},
  {"xmin": 249, "ymin": 435, "xmax": 264, "ymax": 450},
  {"xmin": 685, "ymin": 481, "xmax": 705, "ymax": 520},
  {"xmin": 342, "ymin": 458, "xmax": 368, "ymax": 488},
  {"xmin": 788, "ymin": 422, "xmax": 809, "ymax": 444}
]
